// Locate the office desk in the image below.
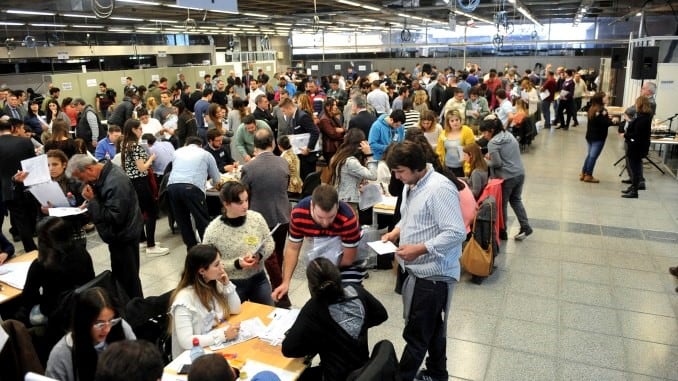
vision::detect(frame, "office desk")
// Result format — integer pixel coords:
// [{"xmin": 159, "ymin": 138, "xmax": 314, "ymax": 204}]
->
[
  {"xmin": 163, "ymin": 301, "xmax": 306, "ymax": 381},
  {"xmin": 0, "ymin": 251, "xmax": 38, "ymax": 303},
  {"xmin": 651, "ymin": 138, "xmax": 678, "ymax": 178},
  {"xmin": 371, "ymin": 197, "xmax": 397, "ymax": 228}
]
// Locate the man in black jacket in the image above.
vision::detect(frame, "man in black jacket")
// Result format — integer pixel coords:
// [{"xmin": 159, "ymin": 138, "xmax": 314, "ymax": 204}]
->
[
  {"xmin": 252, "ymin": 94, "xmax": 277, "ymax": 136},
  {"xmin": 279, "ymin": 97, "xmax": 319, "ymax": 181},
  {"xmin": 107, "ymin": 92, "xmax": 139, "ymax": 127},
  {"xmin": 348, "ymin": 95, "xmax": 375, "ymax": 138},
  {"xmin": 67, "ymin": 154, "xmax": 144, "ymax": 299},
  {"xmin": 74, "ymin": 98, "xmax": 106, "ymax": 153}
]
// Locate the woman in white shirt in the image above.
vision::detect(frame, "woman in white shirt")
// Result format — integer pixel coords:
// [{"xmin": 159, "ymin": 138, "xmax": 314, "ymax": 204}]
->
[{"xmin": 170, "ymin": 244, "xmax": 242, "ymax": 359}]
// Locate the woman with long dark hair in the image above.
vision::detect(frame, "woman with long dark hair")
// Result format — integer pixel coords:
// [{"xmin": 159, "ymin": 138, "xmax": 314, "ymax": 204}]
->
[
  {"xmin": 46, "ymin": 287, "xmax": 135, "ymax": 381},
  {"xmin": 169, "ymin": 244, "xmax": 241, "ymax": 359},
  {"xmin": 317, "ymin": 97, "xmax": 345, "ymax": 163},
  {"xmin": 44, "ymin": 120, "xmax": 77, "ymax": 158},
  {"xmin": 24, "ymin": 100, "xmax": 47, "ymax": 142},
  {"xmin": 581, "ymin": 92, "xmax": 613, "ymax": 183},
  {"xmin": 328, "ymin": 128, "xmax": 377, "ymax": 216},
  {"xmin": 282, "ymin": 258, "xmax": 387, "ymax": 381},
  {"xmin": 45, "ymin": 99, "xmax": 71, "ymax": 130},
  {"xmin": 120, "ymin": 119, "xmax": 168, "ymax": 256},
  {"xmin": 174, "ymin": 100, "xmax": 197, "ymax": 147}
]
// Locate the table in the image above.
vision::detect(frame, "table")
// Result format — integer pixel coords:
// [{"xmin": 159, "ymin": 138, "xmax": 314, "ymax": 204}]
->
[
  {"xmin": 650, "ymin": 137, "xmax": 678, "ymax": 178},
  {"xmin": 0, "ymin": 251, "xmax": 37, "ymax": 303},
  {"xmin": 607, "ymin": 106, "xmax": 626, "ymax": 116},
  {"xmin": 371, "ymin": 198, "xmax": 397, "ymax": 228},
  {"xmin": 162, "ymin": 301, "xmax": 306, "ymax": 381}
]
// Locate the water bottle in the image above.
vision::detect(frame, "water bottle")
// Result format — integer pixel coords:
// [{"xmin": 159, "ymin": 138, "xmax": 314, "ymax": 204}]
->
[
  {"xmin": 66, "ymin": 192, "xmax": 77, "ymax": 207},
  {"xmin": 189, "ymin": 337, "xmax": 204, "ymax": 362}
]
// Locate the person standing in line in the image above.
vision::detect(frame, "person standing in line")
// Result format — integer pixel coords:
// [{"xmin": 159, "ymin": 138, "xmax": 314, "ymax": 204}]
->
[
  {"xmin": 380, "ymin": 141, "xmax": 466, "ymax": 381},
  {"xmin": 621, "ymin": 96, "xmax": 652, "ymax": 199},
  {"xmin": 580, "ymin": 92, "xmax": 613, "ymax": 183},
  {"xmin": 67, "ymin": 154, "xmax": 144, "ymax": 298}
]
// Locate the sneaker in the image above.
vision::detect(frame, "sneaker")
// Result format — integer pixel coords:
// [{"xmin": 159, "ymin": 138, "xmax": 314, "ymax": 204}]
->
[
  {"xmin": 140, "ymin": 241, "xmax": 161, "ymax": 249},
  {"xmin": 146, "ymin": 246, "xmax": 170, "ymax": 256},
  {"xmin": 514, "ymin": 227, "xmax": 533, "ymax": 241}
]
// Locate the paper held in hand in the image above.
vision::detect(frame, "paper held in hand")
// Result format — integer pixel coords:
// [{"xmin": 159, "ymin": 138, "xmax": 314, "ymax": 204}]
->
[
  {"xmin": 288, "ymin": 133, "xmax": 321, "ymax": 155},
  {"xmin": 367, "ymin": 240, "xmax": 398, "ymax": 255}
]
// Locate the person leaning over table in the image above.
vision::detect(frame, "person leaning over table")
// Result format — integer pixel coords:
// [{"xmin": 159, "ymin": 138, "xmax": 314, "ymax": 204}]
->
[
  {"xmin": 46, "ymin": 287, "xmax": 136, "ymax": 381},
  {"xmin": 202, "ymin": 182, "xmax": 275, "ymax": 305},
  {"xmin": 169, "ymin": 244, "xmax": 241, "ymax": 359},
  {"xmin": 282, "ymin": 258, "xmax": 388, "ymax": 381}
]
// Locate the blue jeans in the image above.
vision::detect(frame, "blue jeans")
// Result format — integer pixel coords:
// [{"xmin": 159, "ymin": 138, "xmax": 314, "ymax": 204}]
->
[
  {"xmin": 582, "ymin": 140, "xmax": 605, "ymax": 175},
  {"xmin": 541, "ymin": 100, "xmax": 552, "ymax": 129},
  {"xmin": 231, "ymin": 270, "xmax": 274, "ymax": 306},
  {"xmin": 400, "ymin": 277, "xmax": 454, "ymax": 381},
  {"xmin": 501, "ymin": 175, "xmax": 530, "ymax": 232}
]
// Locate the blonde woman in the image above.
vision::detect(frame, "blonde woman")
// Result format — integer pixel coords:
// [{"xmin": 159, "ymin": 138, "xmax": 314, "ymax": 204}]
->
[
  {"xmin": 413, "ymin": 89, "xmax": 430, "ymax": 114},
  {"xmin": 436, "ymin": 109, "xmax": 475, "ymax": 177}
]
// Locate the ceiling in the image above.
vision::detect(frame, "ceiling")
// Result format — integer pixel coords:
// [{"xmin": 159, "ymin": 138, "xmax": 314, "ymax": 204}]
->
[{"xmin": 0, "ymin": 0, "xmax": 674, "ymax": 42}]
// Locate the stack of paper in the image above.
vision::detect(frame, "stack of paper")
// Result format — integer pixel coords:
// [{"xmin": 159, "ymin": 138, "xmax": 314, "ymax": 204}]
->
[
  {"xmin": 0, "ymin": 261, "xmax": 33, "ymax": 290},
  {"xmin": 208, "ymin": 317, "xmax": 267, "ymax": 350},
  {"xmin": 259, "ymin": 308, "xmax": 300, "ymax": 346}
]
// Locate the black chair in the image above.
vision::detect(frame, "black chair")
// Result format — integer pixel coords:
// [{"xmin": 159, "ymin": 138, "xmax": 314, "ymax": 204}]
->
[
  {"xmin": 346, "ymin": 340, "xmax": 399, "ymax": 381},
  {"xmin": 74, "ymin": 270, "xmax": 130, "ymax": 314},
  {"xmin": 289, "ymin": 171, "xmax": 322, "ymax": 204}
]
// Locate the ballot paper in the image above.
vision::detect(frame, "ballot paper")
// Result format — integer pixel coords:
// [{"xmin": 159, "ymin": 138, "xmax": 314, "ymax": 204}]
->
[
  {"xmin": 208, "ymin": 317, "xmax": 267, "ymax": 350},
  {"xmin": 288, "ymin": 133, "xmax": 321, "ymax": 155},
  {"xmin": 48, "ymin": 207, "xmax": 88, "ymax": 217},
  {"xmin": 21, "ymin": 155, "xmax": 50, "ymax": 187},
  {"xmin": 0, "ymin": 261, "xmax": 32, "ymax": 290},
  {"xmin": 29, "ymin": 181, "xmax": 70, "ymax": 207},
  {"xmin": 259, "ymin": 308, "xmax": 300, "ymax": 346},
  {"xmin": 367, "ymin": 240, "xmax": 399, "ymax": 255}
]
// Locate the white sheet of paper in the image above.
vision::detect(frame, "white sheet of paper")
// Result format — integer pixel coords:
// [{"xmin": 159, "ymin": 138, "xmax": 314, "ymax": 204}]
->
[
  {"xmin": 48, "ymin": 207, "xmax": 87, "ymax": 217},
  {"xmin": 0, "ymin": 321, "xmax": 8, "ymax": 353},
  {"xmin": 288, "ymin": 133, "xmax": 321, "ymax": 154},
  {"xmin": 359, "ymin": 183, "xmax": 383, "ymax": 210},
  {"xmin": 21, "ymin": 155, "xmax": 50, "ymax": 187},
  {"xmin": 259, "ymin": 308, "xmax": 300, "ymax": 346},
  {"xmin": 25, "ymin": 373, "xmax": 58, "ymax": 381},
  {"xmin": 208, "ymin": 317, "xmax": 266, "ymax": 350},
  {"xmin": 539, "ymin": 90, "xmax": 550, "ymax": 100},
  {"xmin": 0, "ymin": 261, "xmax": 33, "ymax": 290},
  {"xmin": 367, "ymin": 240, "xmax": 398, "ymax": 255},
  {"xmin": 29, "ymin": 181, "xmax": 70, "ymax": 207}
]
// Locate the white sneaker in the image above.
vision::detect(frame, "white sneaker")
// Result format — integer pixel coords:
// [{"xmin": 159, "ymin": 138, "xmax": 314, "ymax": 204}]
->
[{"xmin": 146, "ymin": 246, "xmax": 170, "ymax": 256}]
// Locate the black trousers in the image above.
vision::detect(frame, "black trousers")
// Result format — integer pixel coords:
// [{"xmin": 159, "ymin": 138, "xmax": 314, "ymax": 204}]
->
[
  {"xmin": 5, "ymin": 192, "xmax": 37, "ymax": 252},
  {"xmin": 108, "ymin": 239, "xmax": 143, "ymax": 299},
  {"xmin": 131, "ymin": 176, "xmax": 159, "ymax": 247},
  {"xmin": 168, "ymin": 183, "xmax": 210, "ymax": 250}
]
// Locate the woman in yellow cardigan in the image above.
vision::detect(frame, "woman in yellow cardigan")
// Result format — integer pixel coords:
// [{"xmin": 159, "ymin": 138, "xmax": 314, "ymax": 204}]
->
[{"xmin": 436, "ymin": 109, "xmax": 475, "ymax": 177}]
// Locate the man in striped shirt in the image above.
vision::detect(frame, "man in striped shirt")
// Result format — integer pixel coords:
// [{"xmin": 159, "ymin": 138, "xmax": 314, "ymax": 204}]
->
[
  {"xmin": 382, "ymin": 141, "xmax": 466, "ymax": 381},
  {"xmin": 271, "ymin": 184, "xmax": 362, "ymax": 303}
]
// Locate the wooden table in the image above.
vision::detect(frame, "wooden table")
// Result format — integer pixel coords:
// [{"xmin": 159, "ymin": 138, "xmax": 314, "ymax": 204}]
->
[
  {"xmin": 163, "ymin": 301, "xmax": 306, "ymax": 380},
  {"xmin": 0, "ymin": 251, "xmax": 37, "ymax": 303},
  {"xmin": 372, "ymin": 201, "xmax": 396, "ymax": 229}
]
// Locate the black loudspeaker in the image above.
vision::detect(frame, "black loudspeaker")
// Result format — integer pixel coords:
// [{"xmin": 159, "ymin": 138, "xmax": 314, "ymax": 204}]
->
[
  {"xmin": 610, "ymin": 48, "xmax": 626, "ymax": 69},
  {"xmin": 631, "ymin": 46, "xmax": 659, "ymax": 80}
]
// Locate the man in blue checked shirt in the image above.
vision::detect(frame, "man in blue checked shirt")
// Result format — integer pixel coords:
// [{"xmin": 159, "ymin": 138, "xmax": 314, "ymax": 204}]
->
[{"xmin": 381, "ymin": 141, "xmax": 466, "ymax": 381}]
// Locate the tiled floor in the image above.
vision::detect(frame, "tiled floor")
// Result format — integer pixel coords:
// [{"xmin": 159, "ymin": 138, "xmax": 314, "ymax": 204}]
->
[{"xmin": 5, "ymin": 114, "xmax": 678, "ymax": 380}]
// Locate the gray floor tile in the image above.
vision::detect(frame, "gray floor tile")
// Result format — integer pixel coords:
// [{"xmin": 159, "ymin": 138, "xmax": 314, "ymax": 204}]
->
[
  {"xmin": 602, "ymin": 226, "xmax": 645, "ymax": 240},
  {"xmin": 563, "ymin": 222, "xmax": 603, "ymax": 236},
  {"xmin": 619, "ymin": 310, "xmax": 678, "ymax": 346},
  {"xmin": 559, "ymin": 361, "xmax": 627, "ymax": 381},
  {"xmin": 612, "ymin": 287, "xmax": 676, "ymax": 317},
  {"xmin": 446, "ymin": 339, "xmax": 492, "ymax": 381},
  {"xmin": 529, "ymin": 218, "xmax": 562, "ymax": 231},
  {"xmin": 494, "ymin": 318, "xmax": 558, "ymax": 357},
  {"xmin": 452, "ymin": 286, "xmax": 506, "ymax": 316},
  {"xmin": 645, "ymin": 241, "xmax": 678, "ymax": 258},
  {"xmin": 601, "ymin": 236, "xmax": 648, "ymax": 254},
  {"xmin": 560, "ymin": 245, "xmax": 609, "ymax": 266},
  {"xmin": 485, "ymin": 348, "xmax": 557, "ymax": 381},
  {"xmin": 560, "ymin": 280, "xmax": 615, "ymax": 308},
  {"xmin": 606, "ymin": 251, "xmax": 658, "ymax": 272},
  {"xmin": 559, "ymin": 328, "xmax": 625, "ymax": 370},
  {"xmin": 561, "ymin": 262, "xmax": 611, "ymax": 285},
  {"xmin": 507, "ymin": 272, "xmax": 559, "ymax": 298},
  {"xmin": 560, "ymin": 302, "xmax": 621, "ymax": 336},
  {"xmin": 610, "ymin": 268, "xmax": 666, "ymax": 292},
  {"xmin": 560, "ymin": 232, "xmax": 605, "ymax": 249},
  {"xmin": 502, "ymin": 292, "xmax": 559, "ymax": 325},
  {"xmin": 624, "ymin": 338, "xmax": 678, "ymax": 379},
  {"xmin": 642, "ymin": 229, "xmax": 678, "ymax": 242},
  {"xmin": 506, "ymin": 255, "xmax": 561, "ymax": 278},
  {"xmin": 447, "ymin": 309, "xmax": 498, "ymax": 345}
]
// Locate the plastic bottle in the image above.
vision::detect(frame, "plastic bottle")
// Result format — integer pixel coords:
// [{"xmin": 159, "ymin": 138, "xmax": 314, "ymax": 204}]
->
[
  {"xmin": 189, "ymin": 337, "xmax": 204, "ymax": 362},
  {"xmin": 66, "ymin": 192, "xmax": 77, "ymax": 207}
]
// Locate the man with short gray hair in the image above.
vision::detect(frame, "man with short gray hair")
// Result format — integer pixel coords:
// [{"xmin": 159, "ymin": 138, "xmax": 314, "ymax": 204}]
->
[
  {"xmin": 67, "ymin": 154, "xmax": 144, "ymax": 298},
  {"xmin": 348, "ymin": 95, "xmax": 376, "ymax": 138}
]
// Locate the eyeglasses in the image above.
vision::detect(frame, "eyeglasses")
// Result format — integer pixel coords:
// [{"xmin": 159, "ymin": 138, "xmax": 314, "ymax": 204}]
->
[{"xmin": 92, "ymin": 317, "xmax": 122, "ymax": 330}]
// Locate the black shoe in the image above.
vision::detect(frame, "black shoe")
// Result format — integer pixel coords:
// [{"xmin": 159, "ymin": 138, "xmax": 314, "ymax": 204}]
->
[
  {"xmin": 621, "ymin": 179, "xmax": 632, "ymax": 184},
  {"xmin": 515, "ymin": 226, "xmax": 533, "ymax": 241},
  {"xmin": 499, "ymin": 230, "xmax": 508, "ymax": 240},
  {"xmin": 669, "ymin": 267, "xmax": 678, "ymax": 277},
  {"xmin": 637, "ymin": 183, "xmax": 646, "ymax": 190},
  {"xmin": 622, "ymin": 187, "xmax": 634, "ymax": 194},
  {"xmin": 621, "ymin": 192, "xmax": 638, "ymax": 198}
]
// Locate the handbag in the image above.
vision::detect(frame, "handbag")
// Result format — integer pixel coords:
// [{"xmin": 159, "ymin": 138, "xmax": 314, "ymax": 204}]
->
[{"xmin": 461, "ymin": 209, "xmax": 494, "ymax": 277}]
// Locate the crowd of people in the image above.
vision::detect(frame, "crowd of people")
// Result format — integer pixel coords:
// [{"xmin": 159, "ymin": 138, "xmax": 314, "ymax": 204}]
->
[{"xmin": 0, "ymin": 61, "xmax": 661, "ymax": 381}]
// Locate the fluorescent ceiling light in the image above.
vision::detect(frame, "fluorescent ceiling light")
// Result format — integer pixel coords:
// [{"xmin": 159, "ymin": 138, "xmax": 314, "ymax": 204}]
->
[
  {"xmin": 635, "ymin": 11, "xmax": 642, "ymax": 16},
  {"xmin": 274, "ymin": 22, "xmax": 292, "ymax": 26},
  {"xmin": 71, "ymin": 24, "xmax": 105, "ymax": 28},
  {"xmin": 136, "ymin": 27, "xmax": 158, "ymax": 30},
  {"xmin": 337, "ymin": 0, "xmax": 361, "ymax": 7},
  {"xmin": 165, "ymin": 4, "xmax": 202, "ymax": 11},
  {"xmin": 0, "ymin": 21, "xmax": 24, "ymax": 26},
  {"xmin": 7, "ymin": 9, "xmax": 55, "ymax": 16},
  {"xmin": 508, "ymin": 0, "xmax": 516, "ymax": 3},
  {"xmin": 31, "ymin": 23, "xmax": 66, "ymax": 27},
  {"xmin": 110, "ymin": 16, "xmax": 144, "ymax": 21},
  {"xmin": 63, "ymin": 13, "xmax": 96, "ymax": 19},
  {"xmin": 148, "ymin": 19, "xmax": 178, "ymax": 23},
  {"xmin": 117, "ymin": 0, "xmax": 161, "ymax": 5},
  {"xmin": 109, "ymin": 28, "xmax": 132, "ymax": 32},
  {"xmin": 242, "ymin": 12, "xmax": 267, "ymax": 18},
  {"xmin": 361, "ymin": 5, "xmax": 381, "ymax": 11},
  {"xmin": 211, "ymin": 10, "xmax": 238, "ymax": 14},
  {"xmin": 397, "ymin": 13, "xmax": 413, "ymax": 18}
]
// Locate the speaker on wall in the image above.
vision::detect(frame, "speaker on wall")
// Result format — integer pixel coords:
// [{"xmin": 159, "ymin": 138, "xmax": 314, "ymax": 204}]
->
[
  {"xmin": 631, "ymin": 46, "xmax": 659, "ymax": 80},
  {"xmin": 610, "ymin": 48, "xmax": 626, "ymax": 69}
]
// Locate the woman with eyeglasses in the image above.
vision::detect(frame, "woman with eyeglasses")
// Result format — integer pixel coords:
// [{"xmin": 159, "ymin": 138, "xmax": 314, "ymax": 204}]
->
[
  {"xmin": 46, "ymin": 287, "xmax": 135, "ymax": 381},
  {"xmin": 169, "ymin": 244, "xmax": 242, "ymax": 359}
]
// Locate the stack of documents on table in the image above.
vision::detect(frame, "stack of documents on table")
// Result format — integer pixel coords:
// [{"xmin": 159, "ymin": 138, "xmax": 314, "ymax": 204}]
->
[
  {"xmin": 0, "ymin": 261, "xmax": 32, "ymax": 290},
  {"xmin": 22, "ymin": 155, "xmax": 86, "ymax": 216},
  {"xmin": 259, "ymin": 308, "xmax": 300, "ymax": 346},
  {"xmin": 209, "ymin": 317, "xmax": 267, "ymax": 350}
]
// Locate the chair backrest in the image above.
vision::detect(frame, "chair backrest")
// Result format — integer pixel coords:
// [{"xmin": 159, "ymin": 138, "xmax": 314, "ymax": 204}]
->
[
  {"xmin": 74, "ymin": 270, "xmax": 130, "ymax": 314},
  {"xmin": 301, "ymin": 171, "xmax": 321, "ymax": 198},
  {"xmin": 346, "ymin": 340, "xmax": 399, "ymax": 381}
]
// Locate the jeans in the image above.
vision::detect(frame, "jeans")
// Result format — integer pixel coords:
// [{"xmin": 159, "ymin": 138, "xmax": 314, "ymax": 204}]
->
[
  {"xmin": 400, "ymin": 277, "xmax": 454, "ymax": 381},
  {"xmin": 168, "ymin": 183, "xmax": 211, "ymax": 250},
  {"xmin": 109, "ymin": 239, "xmax": 143, "ymax": 299},
  {"xmin": 131, "ymin": 177, "xmax": 159, "ymax": 247},
  {"xmin": 231, "ymin": 270, "xmax": 274, "ymax": 306},
  {"xmin": 501, "ymin": 175, "xmax": 530, "ymax": 231},
  {"xmin": 582, "ymin": 140, "xmax": 605, "ymax": 175},
  {"xmin": 541, "ymin": 100, "xmax": 552, "ymax": 129}
]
